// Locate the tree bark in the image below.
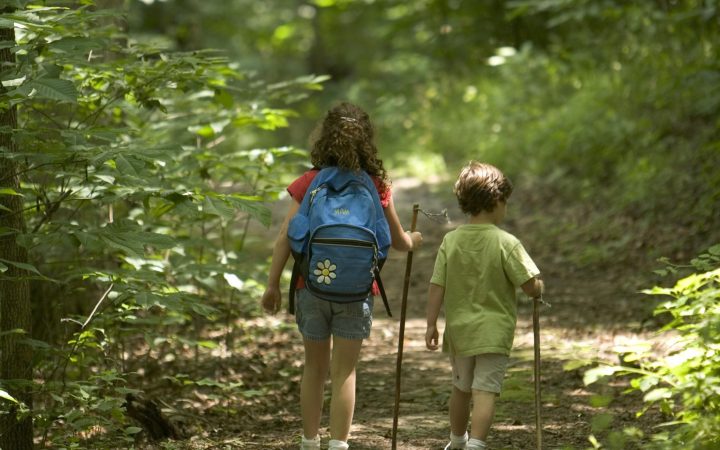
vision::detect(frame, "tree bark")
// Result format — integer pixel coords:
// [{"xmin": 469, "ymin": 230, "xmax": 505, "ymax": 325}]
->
[{"xmin": 0, "ymin": 16, "xmax": 34, "ymax": 450}]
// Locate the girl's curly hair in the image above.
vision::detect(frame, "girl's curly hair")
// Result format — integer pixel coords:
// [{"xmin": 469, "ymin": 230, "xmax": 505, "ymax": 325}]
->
[
  {"xmin": 454, "ymin": 161, "xmax": 513, "ymax": 216},
  {"xmin": 309, "ymin": 102, "xmax": 389, "ymax": 193}
]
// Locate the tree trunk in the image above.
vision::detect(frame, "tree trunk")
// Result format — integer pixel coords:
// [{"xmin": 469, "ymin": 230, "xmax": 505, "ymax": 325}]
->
[{"xmin": 0, "ymin": 16, "xmax": 34, "ymax": 450}]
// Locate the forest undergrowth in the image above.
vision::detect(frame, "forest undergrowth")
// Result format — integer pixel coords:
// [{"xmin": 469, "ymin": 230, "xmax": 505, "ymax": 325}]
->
[{"xmin": 110, "ymin": 173, "xmax": 720, "ymax": 450}]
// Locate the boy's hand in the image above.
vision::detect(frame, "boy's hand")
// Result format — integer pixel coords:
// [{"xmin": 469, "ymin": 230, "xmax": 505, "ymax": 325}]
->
[
  {"xmin": 261, "ymin": 286, "xmax": 282, "ymax": 315},
  {"xmin": 425, "ymin": 324, "xmax": 439, "ymax": 351},
  {"xmin": 521, "ymin": 276, "xmax": 544, "ymax": 299}
]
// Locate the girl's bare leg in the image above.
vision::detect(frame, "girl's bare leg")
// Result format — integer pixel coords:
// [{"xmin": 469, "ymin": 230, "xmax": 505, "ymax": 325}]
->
[
  {"xmin": 328, "ymin": 336, "xmax": 363, "ymax": 441},
  {"xmin": 301, "ymin": 338, "xmax": 331, "ymax": 439}
]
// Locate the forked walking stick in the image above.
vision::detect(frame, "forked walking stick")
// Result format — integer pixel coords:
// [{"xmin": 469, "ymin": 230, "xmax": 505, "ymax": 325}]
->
[
  {"xmin": 533, "ymin": 295, "xmax": 549, "ymax": 450},
  {"xmin": 391, "ymin": 203, "xmax": 419, "ymax": 450}
]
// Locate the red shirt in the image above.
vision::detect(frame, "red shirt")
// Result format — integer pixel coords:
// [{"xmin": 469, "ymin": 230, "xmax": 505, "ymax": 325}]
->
[
  {"xmin": 287, "ymin": 169, "xmax": 391, "ymax": 293},
  {"xmin": 287, "ymin": 169, "xmax": 391, "ymax": 207}
]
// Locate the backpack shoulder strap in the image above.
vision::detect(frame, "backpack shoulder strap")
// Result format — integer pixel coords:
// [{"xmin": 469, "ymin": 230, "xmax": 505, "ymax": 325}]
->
[
  {"xmin": 287, "ymin": 169, "xmax": 328, "ymax": 314},
  {"xmin": 288, "ymin": 258, "xmax": 300, "ymax": 315},
  {"xmin": 357, "ymin": 171, "xmax": 391, "ymax": 258},
  {"xmin": 374, "ymin": 268, "xmax": 392, "ymax": 317}
]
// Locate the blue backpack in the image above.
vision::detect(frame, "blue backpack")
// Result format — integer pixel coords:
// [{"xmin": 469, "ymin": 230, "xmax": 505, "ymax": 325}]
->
[{"xmin": 287, "ymin": 167, "xmax": 393, "ymax": 316}]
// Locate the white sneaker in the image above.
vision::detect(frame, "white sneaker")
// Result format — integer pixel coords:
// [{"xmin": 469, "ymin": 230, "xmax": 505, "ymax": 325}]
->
[
  {"xmin": 300, "ymin": 435, "xmax": 320, "ymax": 450},
  {"xmin": 328, "ymin": 439, "xmax": 349, "ymax": 449},
  {"xmin": 466, "ymin": 438, "xmax": 487, "ymax": 449},
  {"xmin": 444, "ymin": 430, "xmax": 468, "ymax": 449}
]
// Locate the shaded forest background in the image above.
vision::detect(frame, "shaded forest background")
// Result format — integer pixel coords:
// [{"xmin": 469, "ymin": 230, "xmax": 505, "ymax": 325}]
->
[{"xmin": 0, "ymin": 0, "xmax": 718, "ymax": 449}]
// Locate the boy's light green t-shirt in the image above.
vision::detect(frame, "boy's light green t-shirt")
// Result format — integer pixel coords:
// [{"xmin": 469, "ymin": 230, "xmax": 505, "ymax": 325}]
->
[{"xmin": 430, "ymin": 224, "xmax": 540, "ymax": 357}]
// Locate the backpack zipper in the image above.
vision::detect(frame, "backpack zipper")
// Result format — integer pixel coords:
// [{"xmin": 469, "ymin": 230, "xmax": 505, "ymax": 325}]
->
[
  {"xmin": 311, "ymin": 239, "xmax": 380, "ymax": 272},
  {"xmin": 313, "ymin": 238, "xmax": 375, "ymax": 248},
  {"xmin": 309, "ymin": 185, "xmax": 325, "ymax": 204}
]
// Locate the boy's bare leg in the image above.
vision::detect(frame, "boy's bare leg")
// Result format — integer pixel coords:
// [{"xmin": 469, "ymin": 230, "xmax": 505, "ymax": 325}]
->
[
  {"xmin": 449, "ymin": 386, "xmax": 472, "ymax": 436},
  {"xmin": 470, "ymin": 390, "xmax": 497, "ymax": 440},
  {"xmin": 301, "ymin": 338, "xmax": 331, "ymax": 439},
  {"xmin": 329, "ymin": 336, "xmax": 363, "ymax": 441}
]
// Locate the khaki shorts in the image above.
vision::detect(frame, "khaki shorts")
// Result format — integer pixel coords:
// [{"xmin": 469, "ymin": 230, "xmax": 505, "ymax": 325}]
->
[{"xmin": 450, "ymin": 353, "xmax": 509, "ymax": 394}]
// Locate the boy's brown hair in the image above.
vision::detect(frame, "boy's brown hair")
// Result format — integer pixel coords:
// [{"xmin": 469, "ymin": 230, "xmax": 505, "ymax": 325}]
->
[{"xmin": 453, "ymin": 161, "xmax": 513, "ymax": 216}]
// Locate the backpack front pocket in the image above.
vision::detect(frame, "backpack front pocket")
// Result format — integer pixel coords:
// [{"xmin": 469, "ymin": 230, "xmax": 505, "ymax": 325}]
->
[{"xmin": 307, "ymin": 237, "xmax": 376, "ymax": 301}]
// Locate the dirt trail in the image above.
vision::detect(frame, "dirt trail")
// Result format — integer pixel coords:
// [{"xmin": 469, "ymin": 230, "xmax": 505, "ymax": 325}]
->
[{"xmin": 247, "ymin": 177, "xmax": 662, "ymax": 450}]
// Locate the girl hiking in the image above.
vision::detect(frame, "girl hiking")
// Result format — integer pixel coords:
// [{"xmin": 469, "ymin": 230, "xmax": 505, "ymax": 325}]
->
[{"xmin": 261, "ymin": 102, "xmax": 423, "ymax": 450}]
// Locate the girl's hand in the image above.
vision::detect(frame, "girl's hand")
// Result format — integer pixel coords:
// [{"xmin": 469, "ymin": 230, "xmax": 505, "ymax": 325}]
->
[
  {"xmin": 425, "ymin": 324, "xmax": 439, "ymax": 350},
  {"xmin": 408, "ymin": 231, "xmax": 423, "ymax": 250},
  {"xmin": 261, "ymin": 286, "xmax": 282, "ymax": 315}
]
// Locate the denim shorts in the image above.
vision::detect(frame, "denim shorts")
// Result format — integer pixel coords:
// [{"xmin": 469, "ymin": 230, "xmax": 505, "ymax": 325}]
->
[
  {"xmin": 295, "ymin": 289, "xmax": 373, "ymax": 341},
  {"xmin": 450, "ymin": 353, "xmax": 509, "ymax": 394}
]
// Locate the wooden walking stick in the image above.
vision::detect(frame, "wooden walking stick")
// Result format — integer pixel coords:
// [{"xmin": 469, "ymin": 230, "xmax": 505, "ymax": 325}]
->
[
  {"xmin": 533, "ymin": 295, "xmax": 543, "ymax": 450},
  {"xmin": 391, "ymin": 203, "xmax": 419, "ymax": 450}
]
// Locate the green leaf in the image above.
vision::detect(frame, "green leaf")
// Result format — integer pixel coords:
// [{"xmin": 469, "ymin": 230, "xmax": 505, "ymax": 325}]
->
[
  {"xmin": 125, "ymin": 426, "xmax": 143, "ymax": 435},
  {"xmin": 197, "ymin": 340, "xmax": 218, "ymax": 349},
  {"xmin": 241, "ymin": 389, "xmax": 265, "ymax": 398},
  {"xmin": 563, "ymin": 359, "xmax": 593, "ymax": 371},
  {"xmin": 93, "ymin": 174, "xmax": 115, "ymax": 184},
  {"xmin": 189, "ymin": 119, "xmax": 230, "ymax": 138},
  {"xmin": 636, "ymin": 375, "xmax": 660, "ymax": 392},
  {"xmin": 226, "ymin": 195, "xmax": 271, "ymax": 227},
  {"xmin": 38, "ymin": 63, "xmax": 62, "ymax": 79},
  {"xmin": 643, "ymin": 388, "xmax": 672, "ymax": 402},
  {"xmin": 19, "ymin": 337, "xmax": 51, "ymax": 349},
  {"xmin": 223, "ymin": 273, "xmax": 244, "ymax": 290},
  {"xmin": 258, "ymin": 108, "xmax": 292, "ymax": 130},
  {"xmin": 583, "ymin": 365, "xmax": 620, "ymax": 385},
  {"xmin": 135, "ymin": 231, "xmax": 175, "ymax": 249},
  {"xmin": 190, "ymin": 124, "xmax": 215, "ymax": 138},
  {"xmin": 114, "ymin": 155, "xmax": 139, "ymax": 178},
  {"xmin": 0, "ymin": 258, "xmax": 42, "ymax": 276},
  {"xmin": 72, "ymin": 231, "xmax": 103, "ymax": 251},
  {"xmin": 203, "ymin": 195, "xmax": 236, "ymax": 222},
  {"xmin": 99, "ymin": 225, "xmax": 176, "ymax": 257},
  {"xmin": 48, "ymin": 37, "xmax": 105, "ymax": 53},
  {"xmin": 0, "ymin": 328, "xmax": 26, "ymax": 337},
  {"xmin": 100, "ymin": 233, "xmax": 143, "ymax": 256},
  {"xmin": 195, "ymin": 378, "xmax": 223, "ymax": 387},
  {"xmin": 149, "ymin": 198, "xmax": 177, "ymax": 218},
  {"xmin": 591, "ymin": 413, "xmax": 613, "ymax": 433},
  {"xmin": 0, "ymin": 188, "xmax": 22, "ymax": 196},
  {"xmin": 12, "ymin": 78, "xmax": 78, "ymax": 103},
  {"xmin": 0, "ymin": 389, "xmax": 18, "ymax": 404},
  {"xmin": 135, "ymin": 291, "xmax": 163, "ymax": 307},
  {"xmin": 589, "ymin": 394, "xmax": 613, "ymax": 408}
]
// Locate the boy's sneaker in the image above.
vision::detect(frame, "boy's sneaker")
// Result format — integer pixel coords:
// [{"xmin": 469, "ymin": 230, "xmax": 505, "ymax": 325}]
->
[
  {"xmin": 328, "ymin": 439, "xmax": 349, "ymax": 449},
  {"xmin": 466, "ymin": 438, "xmax": 487, "ymax": 449}
]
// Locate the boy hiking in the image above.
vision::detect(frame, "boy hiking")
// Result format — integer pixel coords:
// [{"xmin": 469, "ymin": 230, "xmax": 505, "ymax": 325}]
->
[
  {"xmin": 260, "ymin": 102, "xmax": 422, "ymax": 450},
  {"xmin": 425, "ymin": 161, "xmax": 544, "ymax": 450}
]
